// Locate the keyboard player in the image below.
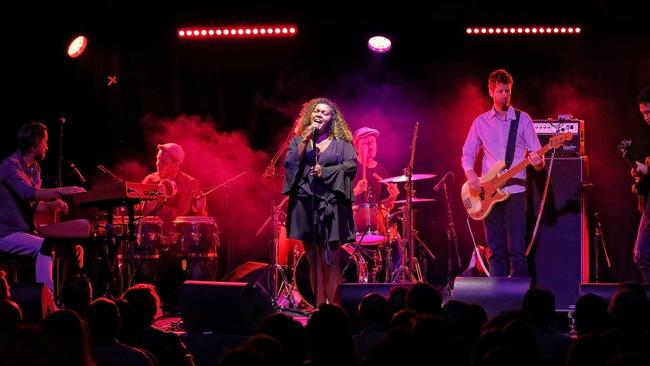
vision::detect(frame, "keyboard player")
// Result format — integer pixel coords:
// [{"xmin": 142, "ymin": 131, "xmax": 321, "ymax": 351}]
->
[{"xmin": 0, "ymin": 122, "xmax": 86, "ymax": 293}]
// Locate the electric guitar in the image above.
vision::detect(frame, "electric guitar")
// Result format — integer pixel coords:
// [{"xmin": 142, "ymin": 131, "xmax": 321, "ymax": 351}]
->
[
  {"xmin": 618, "ymin": 139, "xmax": 648, "ymax": 212},
  {"xmin": 462, "ymin": 132, "xmax": 572, "ymax": 221}
]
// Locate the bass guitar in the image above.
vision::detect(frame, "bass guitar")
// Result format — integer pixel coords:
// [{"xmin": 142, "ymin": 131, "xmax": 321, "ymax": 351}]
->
[{"xmin": 462, "ymin": 132, "xmax": 572, "ymax": 220}]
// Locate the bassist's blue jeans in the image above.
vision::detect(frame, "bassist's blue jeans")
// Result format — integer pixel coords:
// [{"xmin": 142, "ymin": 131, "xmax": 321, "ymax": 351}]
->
[
  {"xmin": 634, "ymin": 199, "xmax": 650, "ymax": 283},
  {"xmin": 484, "ymin": 192, "xmax": 528, "ymax": 277}
]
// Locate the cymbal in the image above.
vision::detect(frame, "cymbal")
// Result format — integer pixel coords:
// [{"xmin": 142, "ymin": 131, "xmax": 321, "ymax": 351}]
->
[
  {"xmin": 390, "ymin": 197, "xmax": 436, "ymax": 204},
  {"xmin": 379, "ymin": 173, "xmax": 436, "ymax": 183}
]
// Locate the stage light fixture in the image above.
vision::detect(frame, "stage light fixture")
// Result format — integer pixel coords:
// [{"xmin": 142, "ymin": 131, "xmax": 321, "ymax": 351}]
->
[
  {"xmin": 67, "ymin": 35, "xmax": 88, "ymax": 58},
  {"xmin": 177, "ymin": 25, "xmax": 298, "ymax": 39},
  {"xmin": 466, "ymin": 25, "xmax": 582, "ymax": 36},
  {"xmin": 368, "ymin": 35, "xmax": 392, "ymax": 53}
]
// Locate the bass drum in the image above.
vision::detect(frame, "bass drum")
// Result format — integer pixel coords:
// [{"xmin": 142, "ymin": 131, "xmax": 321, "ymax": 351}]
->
[
  {"xmin": 294, "ymin": 244, "xmax": 368, "ymax": 308},
  {"xmin": 278, "ymin": 222, "xmax": 304, "ymax": 269}
]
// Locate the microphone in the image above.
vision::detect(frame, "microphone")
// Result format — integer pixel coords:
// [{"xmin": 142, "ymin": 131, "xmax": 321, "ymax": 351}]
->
[
  {"xmin": 432, "ymin": 171, "xmax": 454, "ymax": 192},
  {"xmin": 312, "ymin": 118, "xmax": 322, "ymax": 139},
  {"xmin": 69, "ymin": 162, "xmax": 86, "ymax": 183}
]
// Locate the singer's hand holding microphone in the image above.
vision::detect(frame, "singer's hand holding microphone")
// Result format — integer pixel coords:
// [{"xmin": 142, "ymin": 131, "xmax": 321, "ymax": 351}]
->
[{"xmin": 301, "ymin": 119, "xmax": 322, "ymax": 142}]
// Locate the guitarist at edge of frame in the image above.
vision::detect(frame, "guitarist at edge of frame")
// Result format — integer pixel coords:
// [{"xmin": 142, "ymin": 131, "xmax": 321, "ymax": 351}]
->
[
  {"xmin": 461, "ymin": 69, "xmax": 545, "ymax": 278},
  {"xmin": 629, "ymin": 85, "xmax": 650, "ymax": 284}
]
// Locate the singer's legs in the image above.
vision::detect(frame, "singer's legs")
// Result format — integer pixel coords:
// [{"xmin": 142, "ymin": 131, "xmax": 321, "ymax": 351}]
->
[
  {"xmin": 303, "ymin": 241, "xmax": 342, "ymax": 306},
  {"xmin": 320, "ymin": 243, "xmax": 341, "ymax": 305}
]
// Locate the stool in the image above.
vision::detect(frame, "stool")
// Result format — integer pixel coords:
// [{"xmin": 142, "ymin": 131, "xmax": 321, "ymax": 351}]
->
[{"xmin": 0, "ymin": 252, "xmax": 35, "ymax": 283}]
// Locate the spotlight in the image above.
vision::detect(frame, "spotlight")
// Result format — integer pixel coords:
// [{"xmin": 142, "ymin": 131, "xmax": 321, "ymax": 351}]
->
[
  {"xmin": 67, "ymin": 35, "xmax": 88, "ymax": 58},
  {"xmin": 368, "ymin": 35, "xmax": 391, "ymax": 53}
]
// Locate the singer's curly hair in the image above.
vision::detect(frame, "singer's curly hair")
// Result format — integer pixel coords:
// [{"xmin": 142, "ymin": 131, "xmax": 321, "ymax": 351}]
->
[{"xmin": 294, "ymin": 97, "xmax": 353, "ymax": 142}]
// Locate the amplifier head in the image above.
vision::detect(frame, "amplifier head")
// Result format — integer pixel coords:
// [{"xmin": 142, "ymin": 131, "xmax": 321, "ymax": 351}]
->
[{"xmin": 533, "ymin": 119, "xmax": 584, "ymax": 156}]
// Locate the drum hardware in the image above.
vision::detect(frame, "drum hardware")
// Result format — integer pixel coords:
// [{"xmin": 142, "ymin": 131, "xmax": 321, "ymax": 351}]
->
[
  {"xmin": 270, "ymin": 197, "xmax": 302, "ymax": 311},
  {"xmin": 259, "ymin": 125, "xmax": 308, "ymax": 314},
  {"xmin": 391, "ymin": 122, "xmax": 424, "ymax": 283},
  {"xmin": 371, "ymin": 249, "xmax": 383, "ymax": 283},
  {"xmin": 378, "ymin": 173, "xmax": 436, "ymax": 184},
  {"xmin": 118, "ymin": 216, "xmax": 164, "ymax": 289},
  {"xmin": 341, "ymin": 225, "xmax": 372, "ymax": 277},
  {"xmin": 389, "ymin": 197, "xmax": 436, "ymax": 204}
]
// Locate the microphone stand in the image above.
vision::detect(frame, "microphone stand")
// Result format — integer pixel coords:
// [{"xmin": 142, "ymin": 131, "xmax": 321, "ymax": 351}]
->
[
  {"xmin": 196, "ymin": 171, "xmax": 248, "ymax": 200},
  {"xmin": 257, "ymin": 121, "xmax": 304, "ymax": 312},
  {"xmin": 52, "ymin": 117, "xmax": 65, "ymax": 299},
  {"xmin": 310, "ymin": 127, "xmax": 320, "ymax": 301},
  {"xmin": 440, "ymin": 174, "xmax": 461, "ymax": 293}
]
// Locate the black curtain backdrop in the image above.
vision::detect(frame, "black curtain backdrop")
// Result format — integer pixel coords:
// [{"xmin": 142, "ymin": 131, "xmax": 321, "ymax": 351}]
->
[{"xmin": 3, "ymin": 1, "xmax": 650, "ymax": 283}]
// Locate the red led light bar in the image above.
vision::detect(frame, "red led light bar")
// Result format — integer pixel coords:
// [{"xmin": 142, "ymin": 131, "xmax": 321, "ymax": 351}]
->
[
  {"xmin": 466, "ymin": 26, "xmax": 581, "ymax": 35},
  {"xmin": 178, "ymin": 25, "xmax": 297, "ymax": 39}
]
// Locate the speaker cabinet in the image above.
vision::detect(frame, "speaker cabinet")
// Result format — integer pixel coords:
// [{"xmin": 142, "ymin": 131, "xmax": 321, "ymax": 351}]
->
[
  {"xmin": 528, "ymin": 156, "xmax": 590, "ymax": 310},
  {"xmin": 179, "ymin": 281, "xmax": 273, "ymax": 335},
  {"xmin": 451, "ymin": 277, "xmax": 531, "ymax": 319},
  {"xmin": 579, "ymin": 283, "xmax": 650, "ymax": 303}
]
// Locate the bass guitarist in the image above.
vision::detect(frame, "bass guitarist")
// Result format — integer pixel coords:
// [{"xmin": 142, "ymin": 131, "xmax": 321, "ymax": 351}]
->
[
  {"xmin": 631, "ymin": 86, "xmax": 650, "ymax": 283},
  {"xmin": 461, "ymin": 69, "xmax": 545, "ymax": 277}
]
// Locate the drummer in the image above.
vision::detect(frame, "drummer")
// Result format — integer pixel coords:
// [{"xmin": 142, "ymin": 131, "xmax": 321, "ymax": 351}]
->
[
  {"xmin": 352, "ymin": 127, "xmax": 399, "ymax": 208},
  {"xmin": 140, "ymin": 143, "xmax": 207, "ymax": 233}
]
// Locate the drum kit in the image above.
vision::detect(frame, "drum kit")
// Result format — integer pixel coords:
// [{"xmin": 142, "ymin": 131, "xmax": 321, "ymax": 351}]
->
[{"xmin": 270, "ymin": 170, "xmax": 439, "ymax": 308}]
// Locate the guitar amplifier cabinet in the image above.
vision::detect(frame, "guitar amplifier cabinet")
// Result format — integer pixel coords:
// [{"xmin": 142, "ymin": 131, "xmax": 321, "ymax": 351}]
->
[
  {"xmin": 533, "ymin": 118, "xmax": 584, "ymax": 156},
  {"xmin": 527, "ymin": 156, "xmax": 590, "ymax": 310}
]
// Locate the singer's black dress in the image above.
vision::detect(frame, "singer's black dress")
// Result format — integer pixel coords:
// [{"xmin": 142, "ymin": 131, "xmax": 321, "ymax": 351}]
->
[{"xmin": 283, "ymin": 136, "xmax": 357, "ymax": 245}]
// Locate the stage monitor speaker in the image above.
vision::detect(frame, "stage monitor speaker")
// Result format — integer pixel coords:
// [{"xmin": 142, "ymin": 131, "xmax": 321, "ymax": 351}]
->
[
  {"xmin": 338, "ymin": 283, "xmax": 415, "ymax": 332},
  {"xmin": 10, "ymin": 282, "xmax": 57, "ymax": 323},
  {"xmin": 222, "ymin": 261, "xmax": 271, "ymax": 282},
  {"xmin": 179, "ymin": 280, "xmax": 273, "ymax": 335},
  {"xmin": 579, "ymin": 283, "xmax": 650, "ymax": 304},
  {"xmin": 528, "ymin": 156, "xmax": 589, "ymax": 310},
  {"xmin": 221, "ymin": 261, "xmax": 274, "ymax": 296},
  {"xmin": 451, "ymin": 277, "xmax": 531, "ymax": 319}
]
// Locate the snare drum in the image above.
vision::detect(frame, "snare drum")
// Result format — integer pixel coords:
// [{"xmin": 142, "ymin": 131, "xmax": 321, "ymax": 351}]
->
[
  {"xmin": 353, "ymin": 204, "xmax": 387, "ymax": 245},
  {"xmin": 294, "ymin": 244, "xmax": 368, "ymax": 308},
  {"xmin": 171, "ymin": 216, "xmax": 219, "ymax": 258}
]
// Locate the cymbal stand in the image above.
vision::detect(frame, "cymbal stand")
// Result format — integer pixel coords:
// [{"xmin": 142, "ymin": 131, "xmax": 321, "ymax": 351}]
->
[{"xmin": 392, "ymin": 122, "xmax": 421, "ymax": 283}]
